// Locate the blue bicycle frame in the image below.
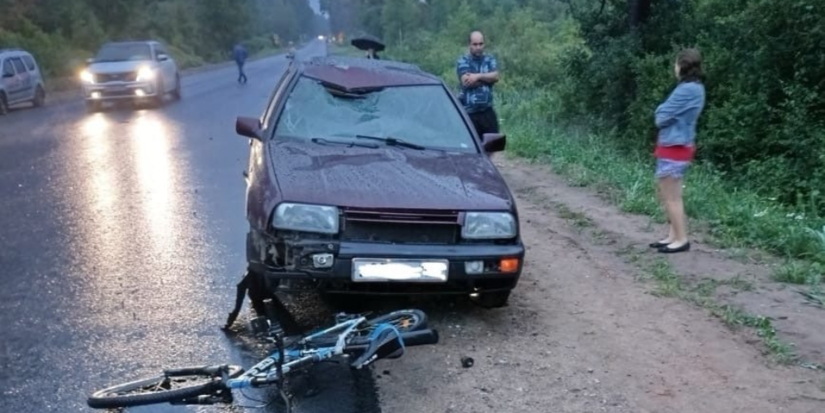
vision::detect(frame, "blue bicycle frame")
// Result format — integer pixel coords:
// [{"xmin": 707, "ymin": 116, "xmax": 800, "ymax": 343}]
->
[{"xmin": 226, "ymin": 315, "xmax": 367, "ymax": 390}]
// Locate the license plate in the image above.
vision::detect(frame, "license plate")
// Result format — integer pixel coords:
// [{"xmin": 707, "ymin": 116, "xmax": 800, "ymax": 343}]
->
[{"xmin": 352, "ymin": 258, "xmax": 449, "ymax": 283}]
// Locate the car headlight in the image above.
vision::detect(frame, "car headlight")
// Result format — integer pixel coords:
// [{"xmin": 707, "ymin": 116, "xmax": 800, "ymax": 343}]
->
[
  {"xmin": 136, "ymin": 66, "xmax": 155, "ymax": 82},
  {"xmin": 272, "ymin": 203, "xmax": 339, "ymax": 234},
  {"xmin": 462, "ymin": 212, "xmax": 517, "ymax": 239},
  {"xmin": 80, "ymin": 70, "xmax": 94, "ymax": 83}
]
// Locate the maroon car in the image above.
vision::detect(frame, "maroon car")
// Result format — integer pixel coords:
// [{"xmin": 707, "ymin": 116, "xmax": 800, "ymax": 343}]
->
[{"xmin": 235, "ymin": 56, "xmax": 525, "ymax": 308}]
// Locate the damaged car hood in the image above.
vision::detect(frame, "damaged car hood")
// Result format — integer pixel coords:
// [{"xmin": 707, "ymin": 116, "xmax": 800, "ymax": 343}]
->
[{"xmin": 268, "ymin": 140, "xmax": 514, "ymax": 211}]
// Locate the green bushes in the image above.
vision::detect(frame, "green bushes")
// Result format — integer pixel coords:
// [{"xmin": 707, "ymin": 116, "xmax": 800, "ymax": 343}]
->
[
  {"xmin": 0, "ymin": 0, "xmax": 319, "ymax": 82},
  {"xmin": 324, "ymin": 0, "xmax": 825, "ymax": 263},
  {"xmin": 559, "ymin": 0, "xmax": 825, "ymax": 214}
]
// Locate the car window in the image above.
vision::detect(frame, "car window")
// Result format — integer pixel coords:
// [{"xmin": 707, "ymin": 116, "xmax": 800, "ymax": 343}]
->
[
  {"xmin": 2, "ymin": 60, "xmax": 13, "ymax": 77},
  {"xmin": 274, "ymin": 77, "xmax": 478, "ymax": 152},
  {"xmin": 95, "ymin": 43, "xmax": 153, "ymax": 62},
  {"xmin": 22, "ymin": 56, "xmax": 36, "ymax": 71},
  {"xmin": 10, "ymin": 58, "xmax": 26, "ymax": 74}
]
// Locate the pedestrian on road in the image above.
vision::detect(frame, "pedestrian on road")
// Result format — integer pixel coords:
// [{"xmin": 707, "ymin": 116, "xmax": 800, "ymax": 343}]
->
[
  {"xmin": 456, "ymin": 30, "xmax": 500, "ymax": 139},
  {"xmin": 365, "ymin": 48, "xmax": 380, "ymax": 59},
  {"xmin": 233, "ymin": 43, "xmax": 248, "ymax": 84},
  {"xmin": 650, "ymin": 48, "xmax": 706, "ymax": 254}
]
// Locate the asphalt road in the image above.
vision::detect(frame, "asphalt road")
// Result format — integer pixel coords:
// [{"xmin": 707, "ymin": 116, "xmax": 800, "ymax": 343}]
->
[{"xmin": 0, "ymin": 40, "xmax": 380, "ymax": 413}]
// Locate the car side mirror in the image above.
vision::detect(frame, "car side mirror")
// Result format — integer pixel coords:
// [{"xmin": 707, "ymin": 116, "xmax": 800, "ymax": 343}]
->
[
  {"xmin": 157, "ymin": 53, "xmax": 169, "ymax": 62},
  {"xmin": 482, "ymin": 133, "xmax": 506, "ymax": 153},
  {"xmin": 236, "ymin": 116, "xmax": 263, "ymax": 141}
]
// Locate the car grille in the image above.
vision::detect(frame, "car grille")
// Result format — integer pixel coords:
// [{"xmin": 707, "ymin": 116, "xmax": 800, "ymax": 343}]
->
[
  {"xmin": 95, "ymin": 72, "xmax": 138, "ymax": 83},
  {"xmin": 341, "ymin": 208, "xmax": 460, "ymax": 244}
]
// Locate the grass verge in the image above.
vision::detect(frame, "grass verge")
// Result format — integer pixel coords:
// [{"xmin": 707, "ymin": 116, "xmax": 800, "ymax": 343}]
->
[
  {"xmin": 621, "ymin": 252, "xmax": 798, "ymax": 364},
  {"xmin": 498, "ymin": 89, "xmax": 825, "ymax": 271}
]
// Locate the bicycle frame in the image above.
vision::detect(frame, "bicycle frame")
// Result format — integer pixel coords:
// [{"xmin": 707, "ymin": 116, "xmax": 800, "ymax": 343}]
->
[{"xmin": 226, "ymin": 315, "xmax": 368, "ymax": 390}]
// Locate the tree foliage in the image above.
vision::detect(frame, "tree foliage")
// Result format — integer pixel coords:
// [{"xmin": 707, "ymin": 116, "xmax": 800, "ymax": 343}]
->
[
  {"xmin": 323, "ymin": 0, "xmax": 825, "ymax": 215},
  {"xmin": 0, "ymin": 0, "xmax": 321, "ymax": 77}
]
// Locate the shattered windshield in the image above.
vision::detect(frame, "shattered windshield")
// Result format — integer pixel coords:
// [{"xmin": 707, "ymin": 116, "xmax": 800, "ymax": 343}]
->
[
  {"xmin": 94, "ymin": 43, "xmax": 153, "ymax": 62},
  {"xmin": 274, "ymin": 76, "xmax": 478, "ymax": 152}
]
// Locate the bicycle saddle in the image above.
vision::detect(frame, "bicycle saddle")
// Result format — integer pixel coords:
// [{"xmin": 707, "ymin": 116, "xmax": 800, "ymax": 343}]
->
[{"xmin": 350, "ymin": 324, "xmax": 405, "ymax": 370}]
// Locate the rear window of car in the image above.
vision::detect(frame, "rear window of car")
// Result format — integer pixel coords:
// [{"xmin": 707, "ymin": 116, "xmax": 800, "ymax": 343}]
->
[
  {"xmin": 22, "ymin": 55, "xmax": 36, "ymax": 71},
  {"xmin": 274, "ymin": 76, "xmax": 478, "ymax": 153}
]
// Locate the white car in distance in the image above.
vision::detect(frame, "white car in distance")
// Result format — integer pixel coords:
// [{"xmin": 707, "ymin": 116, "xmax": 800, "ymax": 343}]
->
[{"xmin": 80, "ymin": 41, "xmax": 181, "ymax": 112}]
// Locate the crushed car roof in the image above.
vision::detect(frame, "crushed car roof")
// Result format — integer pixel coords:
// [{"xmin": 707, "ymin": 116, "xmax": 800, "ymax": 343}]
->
[{"xmin": 298, "ymin": 55, "xmax": 443, "ymax": 91}]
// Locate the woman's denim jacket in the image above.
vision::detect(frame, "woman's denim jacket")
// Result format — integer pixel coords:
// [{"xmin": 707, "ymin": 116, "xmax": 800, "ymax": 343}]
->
[{"xmin": 655, "ymin": 81, "xmax": 706, "ymax": 147}]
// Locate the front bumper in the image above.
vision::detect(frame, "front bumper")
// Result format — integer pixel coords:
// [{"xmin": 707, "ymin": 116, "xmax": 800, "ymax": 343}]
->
[
  {"xmin": 82, "ymin": 81, "xmax": 158, "ymax": 101},
  {"xmin": 249, "ymin": 235, "xmax": 525, "ymax": 295}
]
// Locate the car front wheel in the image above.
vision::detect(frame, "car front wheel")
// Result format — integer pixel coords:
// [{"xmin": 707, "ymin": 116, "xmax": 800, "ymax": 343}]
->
[
  {"xmin": 152, "ymin": 79, "xmax": 165, "ymax": 108},
  {"xmin": 86, "ymin": 100, "xmax": 100, "ymax": 113},
  {"xmin": 0, "ymin": 92, "xmax": 8, "ymax": 115},
  {"xmin": 171, "ymin": 73, "xmax": 181, "ymax": 100},
  {"xmin": 33, "ymin": 85, "xmax": 46, "ymax": 107}
]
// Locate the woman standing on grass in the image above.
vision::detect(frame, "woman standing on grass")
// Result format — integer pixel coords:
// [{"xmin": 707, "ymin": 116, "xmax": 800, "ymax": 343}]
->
[{"xmin": 650, "ymin": 48, "xmax": 706, "ymax": 253}]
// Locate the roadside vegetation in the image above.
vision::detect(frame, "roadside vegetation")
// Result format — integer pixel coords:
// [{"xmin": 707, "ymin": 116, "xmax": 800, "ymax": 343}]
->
[
  {"xmin": 323, "ymin": 0, "xmax": 825, "ymax": 295},
  {"xmin": 0, "ymin": 0, "xmax": 326, "ymax": 88}
]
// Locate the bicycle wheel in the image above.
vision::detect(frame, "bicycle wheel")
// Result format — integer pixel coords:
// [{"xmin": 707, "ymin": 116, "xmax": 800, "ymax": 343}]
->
[
  {"xmin": 310, "ymin": 309, "xmax": 428, "ymax": 347},
  {"xmin": 87, "ymin": 365, "xmax": 243, "ymax": 409}
]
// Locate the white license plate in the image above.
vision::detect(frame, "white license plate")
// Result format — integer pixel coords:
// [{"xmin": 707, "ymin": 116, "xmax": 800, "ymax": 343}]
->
[{"xmin": 352, "ymin": 258, "xmax": 449, "ymax": 283}]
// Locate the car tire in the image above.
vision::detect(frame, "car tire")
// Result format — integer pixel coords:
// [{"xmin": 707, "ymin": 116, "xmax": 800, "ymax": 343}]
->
[
  {"xmin": 32, "ymin": 85, "xmax": 46, "ymax": 107},
  {"xmin": 171, "ymin": 73, "xmax": 181, "ymax": 100},
  {"xmin": 86, "ymin": 100, "xmax": 100, "ymax": 113},
  {"xmin": 0, "ymin": 92, "xmax": 8, "ymax": 115},
  {"xmin": 471, "ymin": 290, "xmax": 511, "ymax": 308},
  {"xmin": 152, "ymin": 79, "xmax": 165, "ymax": 108}
]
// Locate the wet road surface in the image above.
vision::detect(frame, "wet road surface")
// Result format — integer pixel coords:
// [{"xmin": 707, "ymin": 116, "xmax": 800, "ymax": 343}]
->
[{"xmin": 0, "ymin": 40, "xmax": 379, "ymax": 412}]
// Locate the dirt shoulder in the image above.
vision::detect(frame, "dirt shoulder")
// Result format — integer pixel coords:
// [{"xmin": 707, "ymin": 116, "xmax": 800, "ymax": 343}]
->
[{"xmin": 376, "ymin": 155, "xmax": 825, "ymax": 413}]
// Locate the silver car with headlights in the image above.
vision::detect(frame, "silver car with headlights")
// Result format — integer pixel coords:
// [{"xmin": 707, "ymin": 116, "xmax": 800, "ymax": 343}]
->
[{"xmin": 80, "ymin": 41, "xmax": 181, "ymax": 112}]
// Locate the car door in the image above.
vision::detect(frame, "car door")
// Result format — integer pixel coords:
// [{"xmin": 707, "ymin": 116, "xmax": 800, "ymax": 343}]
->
[
  {"xmin": 2, "ymin": 58, "xmax": 25, "ymax": 104},
  {"xmin": 9, "ymin": 57, "xmax": 33, "ymax": 101},
  {"xmin": 21, "ymin": 55, "xmax": 43, "ymax": 87}
]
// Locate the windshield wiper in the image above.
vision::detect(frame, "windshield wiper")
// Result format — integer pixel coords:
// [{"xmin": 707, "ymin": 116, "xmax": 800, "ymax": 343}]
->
[
  {"xmin": 355, "ymin": 135, "xmax": 427, "ymax": 150},
  {"xmin": 311, "ymin": 137, "xmax": 379, "ymax": 148}
]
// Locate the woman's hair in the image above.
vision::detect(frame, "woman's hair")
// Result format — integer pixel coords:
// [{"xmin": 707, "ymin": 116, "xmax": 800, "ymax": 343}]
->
[{"xmin": 676, "ymin": 48, "xmax": 703, "ymax": 83}]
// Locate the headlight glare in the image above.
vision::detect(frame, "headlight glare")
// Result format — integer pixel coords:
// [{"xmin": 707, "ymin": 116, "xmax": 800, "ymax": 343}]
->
[
  {"xmin": 272, "ymin": 203, "xmax": 339, "ymax": 234},
  {"xmin": 462, "ymin": 212, "xmax": 517, "ymax": 239},
  {"xmin": 80, "ymin": 70, "xmax": 94, "ymax": 83},
  {"xmin": 136, "ymin": 66, "xmax": 155, "ymax": 82}
]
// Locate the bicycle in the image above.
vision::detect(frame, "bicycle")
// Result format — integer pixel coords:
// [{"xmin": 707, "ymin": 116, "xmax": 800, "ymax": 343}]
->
[{"xmin": 86, "ymin": 308, "xmax": 438, "ymax": 410}]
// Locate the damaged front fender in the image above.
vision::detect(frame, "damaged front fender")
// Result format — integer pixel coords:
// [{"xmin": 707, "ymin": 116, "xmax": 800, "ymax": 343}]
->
[{"xmin": 247, "ymin": 229, "xmax": 339, "ymax": 273}]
